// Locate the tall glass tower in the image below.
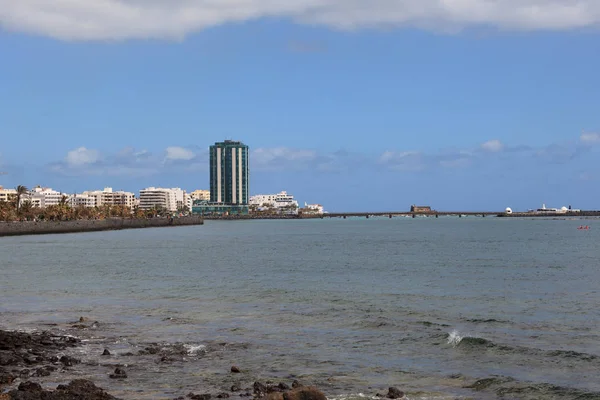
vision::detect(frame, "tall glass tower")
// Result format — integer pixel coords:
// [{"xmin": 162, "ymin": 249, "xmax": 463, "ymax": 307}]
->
[{"xmin": 209, "ymin": 140, "xmax": 249, "ymax": 205}]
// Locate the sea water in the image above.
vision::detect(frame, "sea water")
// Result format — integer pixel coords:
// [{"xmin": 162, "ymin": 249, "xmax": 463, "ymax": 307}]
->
[{"xmin": 1, "ymin": 218, "xmax": 599, "ymax": 399}]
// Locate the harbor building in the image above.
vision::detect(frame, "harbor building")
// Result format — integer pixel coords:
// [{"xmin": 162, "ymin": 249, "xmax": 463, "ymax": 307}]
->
[{"xmin": 194, "ymin": 140, "xmax": 249, "ymax": 216}]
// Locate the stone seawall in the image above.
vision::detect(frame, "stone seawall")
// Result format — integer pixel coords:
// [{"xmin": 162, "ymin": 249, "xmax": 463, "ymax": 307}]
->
[{"xmin": 0, "ymin": 216, "xmax": 204, "ymax": 237}]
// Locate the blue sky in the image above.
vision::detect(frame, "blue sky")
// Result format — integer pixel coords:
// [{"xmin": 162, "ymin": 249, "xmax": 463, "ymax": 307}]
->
[{"xmin": 0, "ymin": 1, "xmax": 599, "ymax": 211}]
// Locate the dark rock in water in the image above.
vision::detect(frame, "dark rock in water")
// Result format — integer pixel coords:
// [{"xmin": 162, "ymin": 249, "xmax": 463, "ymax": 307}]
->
[
  {"xmin": 79, "ymin": 316, "xmax": 88, "ymax": 322},
  {"xmin": 0, "ymin": 371, "xmax": 15, "ymax": 385},
  {"xmin": 291, "ymin": 381, "xmax": 303, "ymax": 389},
  {"xmin": 265, "ymin": 393, "xmax": 283, "ymax": 400},
  {"xmin": 102, "ymin": 349, "xmax": 111, "ymax": 356},
  {"xmin": 254, "ymin": 381, "xmax": 268, "ymax": 397},
  {"xmin": 231, "ymin": 365, "xmax": 241, "ymax": 373},
  {"xmin": 187, "ymin": 393, "xmax": 211, "ymax": 400},
  {"xmin": 278, "ymin": 383, "xmax": 290, "ymax": 391},
  {"xmin": 19, "ymin": 369, "xmax": 31, "ymax": 378},
  {"xmin": 109, "ymin": 367, "xmax": 128, "ymax": 379},
  {"xmin": 18, "ymin": 381, "xmax": 43, "ymax": 392},
  {"xmin": 231, "ymin": 385, "xmax": 242, "ymax": 392},
  {"xmin": 385, "ymin": 387, "xmax": 404, "ymax": 399},
  {"xmin": 0, "ymin": 354, "xmax": 18, "ymax": 366},
  {"xmin": 59, "ymin": 355, "xmax": 80, "ymax": 367},
  {"xmin": 8, "ymin": 379, "xmax": 120, "ymax": 399},
  {"xmin": 266, "ymin": 386, "xmax": 283, "ymax": 393},
  {"xmin": 283, "ymin": 387, "xmax": 327, "ymax": 400},
  {"xmin": 217, "ymin": 393, "xmax": 230, "ymax": 398},
  {"xmin": 34, "ymin": 367, "xmax": 51, "ymax": 377}
]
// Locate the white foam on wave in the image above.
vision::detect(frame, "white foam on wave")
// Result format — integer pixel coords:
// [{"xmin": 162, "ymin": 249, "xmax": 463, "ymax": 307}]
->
[
  {"xmin": 184, "ymin": 344, "xmax": 206, "ymax": 355},
  {"xmin": 447, "ymin": 330, "xmax": 463, "ymax": 347}
]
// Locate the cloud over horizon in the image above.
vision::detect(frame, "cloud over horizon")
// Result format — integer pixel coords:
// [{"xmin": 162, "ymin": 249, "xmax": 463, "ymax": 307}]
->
[{"xmin": 1, "ymin": 0, "xmax": 600, "ymax": 41}]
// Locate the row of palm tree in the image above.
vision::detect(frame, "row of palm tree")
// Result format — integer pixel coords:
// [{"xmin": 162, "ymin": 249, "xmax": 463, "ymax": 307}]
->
[{"xmin": 0, "ymin": 185, "xmax": 162, "ymax": 222}]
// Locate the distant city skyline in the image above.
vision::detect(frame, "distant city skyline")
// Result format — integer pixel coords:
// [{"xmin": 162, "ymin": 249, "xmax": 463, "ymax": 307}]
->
[{"xmin": 0, "ymin": 2, "xmax": 599, "ymax": 211}]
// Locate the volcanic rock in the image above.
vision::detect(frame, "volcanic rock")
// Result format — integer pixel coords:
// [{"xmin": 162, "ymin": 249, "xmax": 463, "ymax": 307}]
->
[
  {"xmin": 385, "ymin": 387, "xmax": 404, "ymax": 399},
  {"xmin": 283, "ymin": 387, "xmax": 327, "ymax": 400},
  {"xmin": 109, "ymin": 367, "xmax": 128, "ymax": 379}
]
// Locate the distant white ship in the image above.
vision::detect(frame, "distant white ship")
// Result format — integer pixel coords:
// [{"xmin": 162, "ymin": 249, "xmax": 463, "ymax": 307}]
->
[
  {"xmin": 505, "ymin": 204, "xmax": 581, "ymax": 215},
  {"xmin": 534, "ymin": 204, "xmax": 580, "ymax": 214}
]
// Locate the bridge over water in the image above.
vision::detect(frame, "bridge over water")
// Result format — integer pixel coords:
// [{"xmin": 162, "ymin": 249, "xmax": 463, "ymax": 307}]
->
[{"xmin": 321, "ymin": 211, "xmax": 502, "ymax": 218}]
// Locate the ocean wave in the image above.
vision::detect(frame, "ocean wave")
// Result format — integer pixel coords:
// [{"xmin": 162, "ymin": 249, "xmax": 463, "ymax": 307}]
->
[
  {"xmin": 446, "ymin": 330, "xmax": 492, "ymax": 348},
  {"xmin": 183, "ymin": 343, "xmax": 206, "ymax": 355},
  {"xmin": 465, "ymin": 318, "xmax": 511, "ymax": 324},
  {"xmin": 446, "ymin": 330, "xmax": 600, "ymax": 363}
]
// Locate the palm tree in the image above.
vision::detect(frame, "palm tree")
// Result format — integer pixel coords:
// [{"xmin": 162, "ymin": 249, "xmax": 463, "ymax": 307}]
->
[{"xmin": 15, "ymin": 185, "xmax": 28, "ymax": 214}]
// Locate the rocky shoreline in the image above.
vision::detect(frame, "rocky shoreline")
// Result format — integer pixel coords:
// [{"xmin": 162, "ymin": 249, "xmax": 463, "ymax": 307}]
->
[{"xmin": 0, "ymin": 326, "xmax": 408, "ymax": 400}]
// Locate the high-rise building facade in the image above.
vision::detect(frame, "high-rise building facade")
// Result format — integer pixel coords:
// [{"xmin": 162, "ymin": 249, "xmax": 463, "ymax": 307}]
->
[{"xmin": 209, "ymin": 140, "xmax": 249, "ymax": 205}]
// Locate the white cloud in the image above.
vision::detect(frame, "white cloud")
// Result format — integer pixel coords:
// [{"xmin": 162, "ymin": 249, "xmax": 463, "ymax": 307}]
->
[
  {"xmin": 480, "ymin": 139, "xmax": 504, "ymax": 152},
  {"xmin": 1, "ymin": 1, "xmax": 599, "ymax": 41},
  {"xmin": 252, "ymin": 147, "xmax": 318, "ymax": 170},
  {"xmin": 378, "ymin": 150, "xmax": 426, "ymax": 171},
  {"xmin": 580, "ymin": 132, "xmax": 600, "ymax": 144},
  {"xmin": 165, "ymin": 146, "xmax": 195, "ymax": 161},
  {"xmin": 65, "ymin": 147, "xmax": 100, "ymax": 166}
]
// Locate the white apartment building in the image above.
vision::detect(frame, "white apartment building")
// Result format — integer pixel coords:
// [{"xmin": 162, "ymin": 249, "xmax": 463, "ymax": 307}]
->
[
  {"xmin": 250, "ymin": 191, "xmax": 300, "ymax": 214},
  {"xmin": 0, "ymin": 186, "xmax": 17, "ymax": 202},
  {"xmin": 83, "ymin": 187, "xmax": 135, "ymax": 208},
  {"xmin": 68, "ymin": 194, "xmax": 97, "ymax": 208},
  {"xmin": 189, "ymin": 189, "xmax": 210, "ymax": 201},
  {"xmin": 185, "ymin": 193, "xmax": 193, "ymax": 212},
  {"xmin": 28, "ymin": 187, "xmax": 65, "ymax": 208},
  {"xmin": 139, "ymin": 187, "xmax": 186, "ymax": 212}
]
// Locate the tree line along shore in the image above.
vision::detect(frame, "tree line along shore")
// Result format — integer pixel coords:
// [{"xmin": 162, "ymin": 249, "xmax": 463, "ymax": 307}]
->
[{"xmin": 0, "ymin": 185, "xmax": 175, "ymax": 223}]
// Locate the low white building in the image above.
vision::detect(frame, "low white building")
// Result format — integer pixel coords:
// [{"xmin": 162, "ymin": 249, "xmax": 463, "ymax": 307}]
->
[
  {"xmin": 0, "ymin": 186, "xmax": 17, "ymax": 203},
  {"xmin": 68, "ymin": 194, "xmax": 97, "ymax": 208},
  {"xmin": 302, "ymin": 203, "xmax": 326, "ymax": 214},
  {"xmin": 250, "ymin": 191, "xmax": 299, "ymax": 214},
  {"xmin": 83, "ymin": 187, "xmax": 135, "ymax": 208},
  {"xmin": 139, "ymin": 187, "xmax": 187, "ymax": 212}
]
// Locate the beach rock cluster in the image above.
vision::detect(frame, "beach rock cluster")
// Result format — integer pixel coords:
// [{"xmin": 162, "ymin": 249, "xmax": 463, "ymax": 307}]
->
[
  {"xmin": 1, "ymin": 328, "xmax": 405, "ymax": 400},
  {"xmin": 181, "ymin": 380, "xmax": 326, "ymax": 400},
  {"xmin": 5, "ymin": 379, "xmax": 118, "ymax": 400},
  {"xmin": 0, "ymin": 329, "xmax": 80, "ymax": 388}
]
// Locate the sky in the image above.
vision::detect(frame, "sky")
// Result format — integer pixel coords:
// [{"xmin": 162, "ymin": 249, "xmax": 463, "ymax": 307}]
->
[{"xmin": 0, "ymin": 1, "xmax": 599, "ymax": 212}]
